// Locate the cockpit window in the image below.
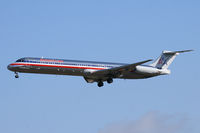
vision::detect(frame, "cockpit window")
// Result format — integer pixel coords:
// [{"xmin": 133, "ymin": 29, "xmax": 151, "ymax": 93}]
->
[
  {"xmin": 16, "ymin": 58, "xmax": 25, "ymax": 62},
  {"xmin": 16, "ymin": 59, "xmax": 22, "ymax": 62}
]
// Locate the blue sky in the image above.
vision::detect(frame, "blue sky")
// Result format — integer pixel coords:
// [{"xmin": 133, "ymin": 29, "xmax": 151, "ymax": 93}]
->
[{"xmin": 0, "ymin": 0, "xmax": 200, "ymax": 133}]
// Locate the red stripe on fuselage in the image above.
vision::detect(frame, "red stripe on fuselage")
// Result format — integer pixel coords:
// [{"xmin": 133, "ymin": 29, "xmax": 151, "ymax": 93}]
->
[{"xmin": 10, "ymin": 63, "xmax": 106, "ymax": 70}]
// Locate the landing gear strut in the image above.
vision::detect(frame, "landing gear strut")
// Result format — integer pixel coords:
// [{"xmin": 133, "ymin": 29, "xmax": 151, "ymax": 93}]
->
[
  {"xmin": 97, "ymin": 81, "xmax": 104, "ymax": 87},
  {"xmin": 15, "ymin": 72, "xmax": 19, "ymax": 78}
]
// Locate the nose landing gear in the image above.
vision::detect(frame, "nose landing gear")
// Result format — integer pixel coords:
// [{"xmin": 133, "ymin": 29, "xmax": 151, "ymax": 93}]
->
[{"xmin": 15, "ymin": 72, "xmax": 19, "ymax": 78}]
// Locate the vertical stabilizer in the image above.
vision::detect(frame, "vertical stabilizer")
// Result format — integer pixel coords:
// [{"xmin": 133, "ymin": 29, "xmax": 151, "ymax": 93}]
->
[{"xmin": 150, "ymin": 50, "xmax": 193, "ymax": 69}]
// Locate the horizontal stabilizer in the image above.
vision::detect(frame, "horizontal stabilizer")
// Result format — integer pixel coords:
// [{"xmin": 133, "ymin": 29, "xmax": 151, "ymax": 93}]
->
[
  {"xmin": 163, "ymin": 50, "xmax": 193, "ymax": 54},
  {"xmin": 150, "ymin": 49, "xmax": 193, "ymax": 69}
]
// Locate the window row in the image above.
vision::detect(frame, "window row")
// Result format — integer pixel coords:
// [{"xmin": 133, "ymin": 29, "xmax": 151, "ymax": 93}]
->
[{"xmin": 21, "ymin": 60, "xmax": 113, "ymax": 68}]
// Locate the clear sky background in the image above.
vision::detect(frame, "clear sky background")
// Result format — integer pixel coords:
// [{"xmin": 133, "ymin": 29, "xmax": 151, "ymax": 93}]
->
[{"xmin": 0, "ymin": 0, "xmax": 200, "ymax": 133}]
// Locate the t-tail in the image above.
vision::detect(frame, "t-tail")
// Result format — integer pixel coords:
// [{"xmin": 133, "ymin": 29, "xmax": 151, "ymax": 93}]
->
[{"xmin": 150, "ymin": 50, "xmax": 193, "ymax": 69}]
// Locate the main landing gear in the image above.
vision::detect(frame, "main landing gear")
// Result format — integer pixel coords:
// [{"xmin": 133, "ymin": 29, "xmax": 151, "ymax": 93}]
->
[
  {"xmin": 107, "ymin": 78, "xmax": 113, "ymax": 84},
  {"xmin": 15, "ymin": 72, "xmax": 19, "ymax": 78},
  {"xmin": 97, "ymin": 78, "xmax": 113, "ymax": 87},
  {"xmin": 97, "ymin": 81, "xmax": 104, "ymax": 87}
]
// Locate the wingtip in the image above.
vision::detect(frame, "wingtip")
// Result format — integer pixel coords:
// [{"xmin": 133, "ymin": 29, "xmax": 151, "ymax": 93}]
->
[{"xmin": 181, "ymin": 49, "xmax": 194, "ymax": 52}]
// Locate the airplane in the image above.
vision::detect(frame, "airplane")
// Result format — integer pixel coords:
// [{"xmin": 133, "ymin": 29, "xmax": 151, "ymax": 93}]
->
[{"xmin": 7, "ymin": 50, "xmax": 192, "ymax": 87}]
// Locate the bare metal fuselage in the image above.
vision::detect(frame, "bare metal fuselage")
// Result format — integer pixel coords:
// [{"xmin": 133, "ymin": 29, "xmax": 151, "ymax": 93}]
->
[{"xmin": 7, "ymin": 57, "xmax": 159, "ymax": 80}]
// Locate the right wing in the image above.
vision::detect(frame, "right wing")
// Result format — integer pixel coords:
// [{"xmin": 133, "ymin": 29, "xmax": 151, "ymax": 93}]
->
[{"xmin": 91, "ymin": 59, "xmax": 152, "ymax": 77}]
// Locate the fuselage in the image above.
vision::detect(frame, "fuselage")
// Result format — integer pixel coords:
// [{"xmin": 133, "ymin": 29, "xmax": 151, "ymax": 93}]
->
[{"xmin": 7, "ymin": 57, "xmax": 164, "ymax": 79}]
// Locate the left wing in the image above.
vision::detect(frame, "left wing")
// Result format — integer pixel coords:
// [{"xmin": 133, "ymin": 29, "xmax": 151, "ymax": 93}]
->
[{"xmin": 91, "ymin": 59, "xmax": 152, "ymax": 77}]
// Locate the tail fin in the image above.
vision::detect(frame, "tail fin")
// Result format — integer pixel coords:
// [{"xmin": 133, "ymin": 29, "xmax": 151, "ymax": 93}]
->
[{"xmin": 150, "ymin": 50, "xmax": 193, "ymax": 69}]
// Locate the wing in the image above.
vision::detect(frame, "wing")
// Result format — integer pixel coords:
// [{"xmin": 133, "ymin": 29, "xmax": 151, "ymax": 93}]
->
[{"xmin": 91, "ymin": 59, "xmax": 152, "ymax": 77}]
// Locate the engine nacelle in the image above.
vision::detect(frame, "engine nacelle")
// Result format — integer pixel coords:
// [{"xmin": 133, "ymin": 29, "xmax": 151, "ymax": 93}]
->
[
  {"xmin": 135, "ymin": 66, "xmax": 160, "ymax": 75},
  {"xmin": 135, "ymin": 66, "xmax": 171, "ymax": 75}
]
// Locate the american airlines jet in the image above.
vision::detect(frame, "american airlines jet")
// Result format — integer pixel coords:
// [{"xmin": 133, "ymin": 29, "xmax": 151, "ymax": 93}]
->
[{"xmin": 7, "ymin": 50, "xmax": 192, "ymax": 87}]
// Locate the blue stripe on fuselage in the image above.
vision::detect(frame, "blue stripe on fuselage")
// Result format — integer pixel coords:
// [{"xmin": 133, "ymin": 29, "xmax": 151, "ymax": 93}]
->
[{"xmin": 16, "ymin": 57, "xmax": 127, "ymax": 68}]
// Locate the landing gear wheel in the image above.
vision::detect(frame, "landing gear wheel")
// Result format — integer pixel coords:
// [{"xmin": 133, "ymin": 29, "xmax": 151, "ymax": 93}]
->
[
  {"xmin": 97, "ymin": 81, "xmax": 104, "ymax": 87},
  {"xmin": 107, "ymin": 78, "xmax": 113, "ymax": 84},
  {"xmin": 15, "ymin": 72, "xmax": 19, "ymax": 78}
]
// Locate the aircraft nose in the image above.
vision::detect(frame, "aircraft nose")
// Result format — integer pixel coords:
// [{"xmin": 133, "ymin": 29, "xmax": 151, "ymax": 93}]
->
[
  {"xmin": 7, "ymin": 64, "xmax": 12, "ymax": 70},
  {"xmin": 7, "ymin": 64, "xmax": 16, "ymax": 71}
]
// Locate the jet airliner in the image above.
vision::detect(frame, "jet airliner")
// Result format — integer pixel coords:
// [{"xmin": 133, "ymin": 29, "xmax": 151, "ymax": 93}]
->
[{"xmin": 7, "ymin": 50, "xmax": 192, "ymax": 87}]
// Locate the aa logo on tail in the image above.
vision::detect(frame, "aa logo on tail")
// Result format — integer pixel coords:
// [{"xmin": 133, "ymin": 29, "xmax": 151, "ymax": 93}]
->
[{"xmin": 158, "ymin": 55, "xmax": 170, "ymax": 66}]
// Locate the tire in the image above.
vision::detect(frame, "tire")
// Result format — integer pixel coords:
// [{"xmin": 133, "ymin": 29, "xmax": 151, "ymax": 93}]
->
[
  {"xmin": 97, "ymin": 81, "xmax": 104, "ymax": 87},
  {"xmin": 107, "ymin": 78, "xmax": 113, "ymax": 84}
]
